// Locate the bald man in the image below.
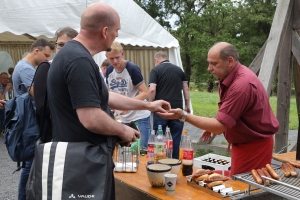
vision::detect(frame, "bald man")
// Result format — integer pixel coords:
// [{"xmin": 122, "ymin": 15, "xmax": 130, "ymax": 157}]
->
[
  {"xmin": 157, "ymin": 42, "xmax": 279, "ymax": 176},
  {"xmin": 47, "ymin": 3, "xmax": 170, "ymax": 199}
]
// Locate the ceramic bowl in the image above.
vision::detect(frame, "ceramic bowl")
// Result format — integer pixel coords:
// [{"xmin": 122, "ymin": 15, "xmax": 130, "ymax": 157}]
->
[
  {"xmin": 146, "ymin": 164, "xmax": 171, "ymax": 187},
  {"xmin": 158, "ymin": 158, "xmax": 182, "ymax": 175}
]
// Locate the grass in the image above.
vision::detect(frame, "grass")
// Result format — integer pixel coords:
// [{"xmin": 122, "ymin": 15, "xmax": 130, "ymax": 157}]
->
[
  {"xmin": 189, "ymin": 82, "xmax": 298, "ymax": 130},
  {"xmin": 194, "ymin": 148, "xmax": 231, "ymax": 158}
]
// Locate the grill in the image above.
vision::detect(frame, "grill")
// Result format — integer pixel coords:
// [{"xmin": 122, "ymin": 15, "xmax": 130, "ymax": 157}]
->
[{"xmin": 232, "ymin": 165, "xmax": 300, "ymax": 200}]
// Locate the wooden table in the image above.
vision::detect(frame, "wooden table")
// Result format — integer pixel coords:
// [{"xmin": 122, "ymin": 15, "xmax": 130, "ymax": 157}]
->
[
  {"xmin": 114, "ymin": 156, "xmax": 249, "ymax": 200},
  {"xmin": 273, "ymin": 151, "xmax": 300, "ymax": 163}
]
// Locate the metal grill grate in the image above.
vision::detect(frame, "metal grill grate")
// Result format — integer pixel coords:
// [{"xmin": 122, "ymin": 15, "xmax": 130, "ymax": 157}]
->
[{"xmin": 233, "ymin": 165, "xmax": 300, "ymax": 200}]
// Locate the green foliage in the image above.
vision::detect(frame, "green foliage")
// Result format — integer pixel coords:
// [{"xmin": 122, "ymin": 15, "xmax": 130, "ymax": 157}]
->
[{"xmin": 134, "ymin": 0, "xmax": 277, "ymax": 86}]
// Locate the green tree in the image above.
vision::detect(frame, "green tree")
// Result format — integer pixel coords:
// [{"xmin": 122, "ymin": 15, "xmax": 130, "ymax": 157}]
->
[{"xmin": 134, "ymin": 0, "xmax": 277, "ymax": 88}]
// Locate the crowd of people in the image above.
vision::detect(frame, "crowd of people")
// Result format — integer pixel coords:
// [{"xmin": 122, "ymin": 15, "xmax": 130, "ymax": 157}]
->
[{"xmin": 0, "ymin": 2, "xmax": 279, "ymax": 200}]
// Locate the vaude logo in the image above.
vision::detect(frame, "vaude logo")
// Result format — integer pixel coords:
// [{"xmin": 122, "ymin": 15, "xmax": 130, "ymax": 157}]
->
[
  {"xmin": 78, "ymin": 195, "xmax": 95, "ymax": 199},
  {"xmin": 69, "ymin": 194, "xmax": 95, "ymax": 199}
]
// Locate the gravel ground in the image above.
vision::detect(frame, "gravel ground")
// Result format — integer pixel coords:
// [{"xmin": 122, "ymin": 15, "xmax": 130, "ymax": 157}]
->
[
  {"xmin": 0, "ymin": 134, "xmax": 19, "ymax": 200},
  {"xmin": 0, "ymin": 125, "xmax": 298, "ymax": 199}
]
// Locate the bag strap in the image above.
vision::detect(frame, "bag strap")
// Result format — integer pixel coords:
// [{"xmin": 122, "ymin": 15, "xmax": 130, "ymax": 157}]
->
[{"xmin": 39, "ymin": 87, "xmax": 49, "ymax": 142}]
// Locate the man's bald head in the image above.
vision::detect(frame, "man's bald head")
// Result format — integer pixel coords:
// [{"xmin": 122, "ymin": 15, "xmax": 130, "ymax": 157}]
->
[
  {"xmin": 80, "ymin": 3, "xmax": 119, "ymax": 32},
  {"xmin": 209, "ymin": 42, "xmax": 239, "ymax": 62}
]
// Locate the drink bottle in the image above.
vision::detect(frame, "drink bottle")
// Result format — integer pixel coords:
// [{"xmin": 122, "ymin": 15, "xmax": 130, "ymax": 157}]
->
[
  {"xmin": 182, "ymin": 136, "xmax": 194, "ymax": 176},
  {"xmin": 165, "ymin": 127, "xmax": 173, "ymax": 158},
  {"xmin": 147, "ymin": 130, "xmax": 156, "ymax": 165},
  {"xmin": 154, "ymin": 125, "xmax": 166, "ymax": 163},
  {"xmin": 179, "ymin": 130, "xmax": 188, "ymax": 161},
  {"xmin": 134, "ymin": 122, "xmax": 141, "ymax": 154}
]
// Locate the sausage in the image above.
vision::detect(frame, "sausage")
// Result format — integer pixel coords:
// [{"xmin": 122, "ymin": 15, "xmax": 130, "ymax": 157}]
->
[
  {"xmin": 289, "ymin": 161, "xmax": 300, "ymax": 169},
  {"xmin": 195, "ymin": 174, "xmax": 209, "ymax": 182},
  {"xmin": 266, "ymin": 164, "xmax": 281, "ymax": 180},
  {"xmin": 261, "ymin": 167, "xmax": 273, "ymax": 184},
  {"xmin": 251, "ymin": 169, "xmax": 263, "ymax": 184},
  {"xmin": 206, "ymin": 181, "xmax": 223, "ymax": 189},
  {"xmin": 192, "ymin": 169, "xmax": 213, "ymax": 182},
  {"xmin": 281, "ymin": 163, "xmax": 291, "ymax": 177},
  {"xmin": 286, "ymin": 163, "xmax": 297, "ymax": 177},
  {"xmin": 257, "ymin": 169, "xmax": 270, "ymax": 185},
  {"xmin": 204, "ymin": 176, "xmax": 230, "ymax": 183}
]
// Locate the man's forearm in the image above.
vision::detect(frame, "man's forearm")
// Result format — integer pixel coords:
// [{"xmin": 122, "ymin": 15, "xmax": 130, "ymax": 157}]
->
[
  {"xmin": 183, "ymin": 83, "xmax": 190, "ymax": 106},
  {"xmin": 77, "ymin": 107, "xmax": 125, "ymax": 137},
  {"xmin": 109, "ymin": 91, "xmax": 150, "ymax": 111},
  {"xmin": 134, "ymin": 92, "xmax": 148, "ymax": 101}
]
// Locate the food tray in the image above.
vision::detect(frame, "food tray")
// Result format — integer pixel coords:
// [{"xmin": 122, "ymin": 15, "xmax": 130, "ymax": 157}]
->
[
  {"xmin": 194, "ymin": 153, "xmax": 231, "ymax": 175},
  {"xmin": 186, "ymin": 176, "xmax": 231, "ymax": 200},
  {"xmin": 232, "ymin": 164, "xmax": 300, "ymax": 200}
]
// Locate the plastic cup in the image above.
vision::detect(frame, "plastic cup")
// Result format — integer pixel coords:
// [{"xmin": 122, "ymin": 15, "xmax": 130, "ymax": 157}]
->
[{"xmin": 164, "ymin": 174, "xmax": 177, "ymax": 195}]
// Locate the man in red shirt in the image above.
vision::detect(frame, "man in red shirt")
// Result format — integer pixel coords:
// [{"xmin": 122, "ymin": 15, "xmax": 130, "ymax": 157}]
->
[{"xmin": 157, "ymin": 42, "xmax": 279, "ymax": 176}]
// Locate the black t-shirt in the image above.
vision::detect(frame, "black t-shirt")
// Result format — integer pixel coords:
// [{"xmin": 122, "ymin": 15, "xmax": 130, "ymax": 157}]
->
[
  {"xmin": 149, "ymin": 60, "xmax": 187, "ymax": 109},
  {"xmin": 33, "ymin": 61, "xmax": 52, "ymax": 142},
  {"xmin": 48, "ymin": 40, "xmax": 111, "ymax": 144}
]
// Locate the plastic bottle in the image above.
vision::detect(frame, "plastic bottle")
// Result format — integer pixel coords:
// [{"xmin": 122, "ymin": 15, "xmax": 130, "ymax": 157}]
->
[
  {"xmin": 147, "ymin": 130, "xmax": 156, "ymax": 165},
  {"xmin": 179, "ymin": 130, "xmax": 188, "ymax": 161},
  {"xmin": 182, "ymin": 136, "xmax": 194, "ymax": 176},
  {"xmin": 134, "ymin": 122, "xmax": 141, "ymax": 154},
  {"xmin": 165, "ymin": 127, "xmax": 173, "ymax": 158},
  {"xmin": 154, "ymin": 125, "xmax": 166, "ymax": 163}
]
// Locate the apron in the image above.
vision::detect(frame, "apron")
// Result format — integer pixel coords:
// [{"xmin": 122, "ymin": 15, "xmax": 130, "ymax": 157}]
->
[{"xmin": 230, "ymin": 136, "xmax": 274, "ymax": 177}]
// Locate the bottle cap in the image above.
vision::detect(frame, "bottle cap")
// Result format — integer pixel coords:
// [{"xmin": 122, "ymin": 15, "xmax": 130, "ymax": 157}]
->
[{"xmin": 182, "ymin": 130, "xmax": 188, "ymax": 134}]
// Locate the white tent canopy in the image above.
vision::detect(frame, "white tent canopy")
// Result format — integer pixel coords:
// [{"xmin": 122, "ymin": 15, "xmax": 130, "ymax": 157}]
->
[{"xmin": 0, "ymin": 0, "xmax": 182, "ymax": 69}]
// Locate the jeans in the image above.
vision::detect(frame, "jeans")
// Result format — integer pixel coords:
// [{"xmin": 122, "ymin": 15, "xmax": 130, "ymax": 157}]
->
[
  {"xmin": 18, "ymin": 158, "xmax": 33, "ymax": 200},
  {"xmin": 123, "ymin": 115, "xmax": 150, "ymax": 149},
  {"xmin": 153, "ymin": 113, "xmax": 184, "ymax": 159}
]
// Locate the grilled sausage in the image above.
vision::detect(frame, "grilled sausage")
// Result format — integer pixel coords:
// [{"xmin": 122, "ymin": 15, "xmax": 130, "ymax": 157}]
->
[
  {"xmin": 204, "ymin": 176, "xmax": 230, "ymax": 183},
  {"xmin": 251, "ymin": 169, "xmax": 263, "ymax": 184},
  {"xmin": 286, "ymin": 163, "xmax": 297, "ymax": 177},
  {"xmin": 266, "ymin": 164, "xmax": 281, "ymax": 180},
  {"xmin": 195, "ymin": 174, "xmax": 209, "ymax": 182},
  {"xmin": 261, "ymin": 167, "xmax": 273, "ymax": 184},
  {"xmin": 281, "ymin": 163, "xmax": 291, "ymax": 177},
  {"xmin": 289, "ymin": 161, "xmax": 300, "ymax": 169},
  {"xmin": 257, "ymin": 169, "xmax": 270, "ymax": 185}
]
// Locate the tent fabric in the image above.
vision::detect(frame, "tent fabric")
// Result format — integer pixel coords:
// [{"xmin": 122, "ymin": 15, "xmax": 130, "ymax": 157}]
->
[{"xmin": 0, "ymin": 0, "xmax": 182, "ymax": 69}]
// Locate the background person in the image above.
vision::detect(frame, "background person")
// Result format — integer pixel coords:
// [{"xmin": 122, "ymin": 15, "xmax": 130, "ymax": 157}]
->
[
  {"xmin": 0, "ymin": 72, "xmax": 13, "ymax": 100},
  {"xmin": 100, "ymin": 59, "xmax": 110, "ymax": 80},
  {"xmin": 148, "ymin": 51, "xmax": 191, "ymax": 159},
  {"xmin": 106, "ymin": 41, "xmax": 151, "ymax": 151},
  {"xmin": 157, "ymin": 42, "xmax": 279, "ymax": 176},
  {"xmin": 31, "ymin": 27, "xmax": 78, "ymax": 142},
  {"xmin": 47, "ymin": 3, "xmax": 170, "ymax": 200},
  {"xmin": 0, "ymin": 72, "xmax": 13, "ymax": 131},
  {"xmin": 12, "ymin": 38, "xmax": 54, "ymax": 200},
  {"xmin": 8, "ymin": 67, "xmax": 14, "ymax": 85}
]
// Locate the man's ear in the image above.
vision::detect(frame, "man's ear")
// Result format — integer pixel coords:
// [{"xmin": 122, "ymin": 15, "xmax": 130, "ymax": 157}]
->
[
  {"xmin": 102, "ymin": 26, "xmax": 108, "ymax": 39},
  {"xmin": 33, "ymin": 48, "xmax": 39, "ymax": 55},
  {"xmin": 228, "ymin": 56, "xmax": 234, "ymax": 67}
]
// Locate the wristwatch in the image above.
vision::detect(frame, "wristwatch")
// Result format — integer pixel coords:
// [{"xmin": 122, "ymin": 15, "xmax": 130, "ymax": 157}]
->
[{"xmin": 179, "ymin": 111, "xmax": 188, "ymax": 122}]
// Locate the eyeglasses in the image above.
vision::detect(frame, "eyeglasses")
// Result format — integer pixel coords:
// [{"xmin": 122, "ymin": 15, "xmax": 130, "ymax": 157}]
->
[{"xmin": 55, "ymin": 42, "xmax": 65, "ymax": 48}]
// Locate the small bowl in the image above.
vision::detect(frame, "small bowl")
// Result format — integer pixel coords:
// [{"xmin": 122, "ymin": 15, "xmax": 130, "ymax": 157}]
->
[
  {"xmin": 158, "ymin": 158, "xmax": 182, "ymax": 175},
  {"xmin": 146, "ymin": 164, "xmax": 171, "ymax": 187}
]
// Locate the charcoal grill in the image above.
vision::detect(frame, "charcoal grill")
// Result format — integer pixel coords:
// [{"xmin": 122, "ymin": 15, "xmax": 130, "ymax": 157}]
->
[{"xmin": 232, "ymin": 165, "xmax": 300, "ymax": 200}]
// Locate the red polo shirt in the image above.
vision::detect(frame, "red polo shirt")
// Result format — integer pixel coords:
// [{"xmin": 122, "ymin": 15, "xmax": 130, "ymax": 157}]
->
[{"xmin": 216, "ymin": 62, "xmax": 279, "ymax": 144}]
